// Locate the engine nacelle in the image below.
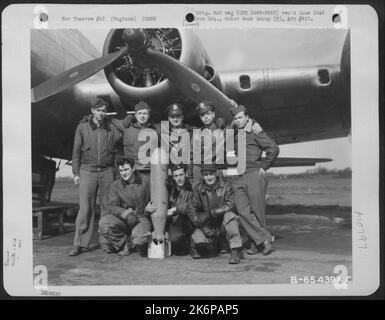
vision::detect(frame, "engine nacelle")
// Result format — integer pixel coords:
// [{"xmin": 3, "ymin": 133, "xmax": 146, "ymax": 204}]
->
[{"xmin": 103, "ymin": 29, "xmax": 218, "ymax": 119}]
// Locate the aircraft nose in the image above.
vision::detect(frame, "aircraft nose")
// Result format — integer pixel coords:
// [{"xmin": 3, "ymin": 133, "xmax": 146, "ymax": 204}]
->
[{"xmin": 121, "ymin": 29, "xmax": 147, "ymax": 51}]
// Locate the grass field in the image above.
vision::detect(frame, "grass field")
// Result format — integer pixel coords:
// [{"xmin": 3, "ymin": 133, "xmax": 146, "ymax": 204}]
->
[
  {"xmin": 51, "ymin": 175, "xmax": 351, "ymax": 208},
  {"xmin": 267, "ymin": 176, "xmax": 351, "ymax": 207}
]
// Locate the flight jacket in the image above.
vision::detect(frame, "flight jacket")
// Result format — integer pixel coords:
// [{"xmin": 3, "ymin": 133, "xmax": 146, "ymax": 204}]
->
[
  {"xmin": 72, "ymin": 116, "xmax": 122, "ymax": 175},
  {"xmin": 123, "ymin": 121, "xmax": 160, "ymax": 171},
  {"xmin": 235, "ymin": 130, "xmax": 280, "ymax": 171},
  {"xmin": 108, "ymin": 172, "xmax": 151, "ymax": 220},
  {"xmin": 186, "ymin": 177, "xmax": 236, "ymax": 228}
]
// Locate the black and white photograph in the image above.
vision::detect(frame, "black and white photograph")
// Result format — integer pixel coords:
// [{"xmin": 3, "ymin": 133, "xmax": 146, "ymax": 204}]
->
[{"xmin": 2, "ymin": 4, "xmax": 380, "ymax": 296}]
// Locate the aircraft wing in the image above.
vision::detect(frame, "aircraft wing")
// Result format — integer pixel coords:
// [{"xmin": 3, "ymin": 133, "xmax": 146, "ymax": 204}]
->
[{"xmin": 269, "ymin": 157, "xmax": 332, "ymax": 167}]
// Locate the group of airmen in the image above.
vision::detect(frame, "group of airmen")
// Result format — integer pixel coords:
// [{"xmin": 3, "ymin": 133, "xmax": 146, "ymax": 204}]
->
[{"xmin": 69, "ymin": 97, "xmax": 279, "ymax": 264}]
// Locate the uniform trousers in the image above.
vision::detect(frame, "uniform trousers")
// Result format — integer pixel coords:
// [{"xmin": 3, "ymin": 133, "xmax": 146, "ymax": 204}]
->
[
  {"xmin": 168, "ymin": 215, "xmax": 193, "ymax": 254},
  {"xmin": 98, "ymin": 215, "xmax": 152, "ymax": 252},
  {"xmin": 227, "ymin": 170, "xmax": 272, "ymax": 246},
  {"xmin": 191, "ymin": 211, "xmax": 242, "ymax": 251},
  {"xmin": 73, "ymin": 167, "xmax": 114, "ymax": 248}
]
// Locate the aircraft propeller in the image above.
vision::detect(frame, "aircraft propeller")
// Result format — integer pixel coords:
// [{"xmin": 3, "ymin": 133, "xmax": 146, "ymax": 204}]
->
[{"xmin": 31, "ymin": 28, "xmax": 235, "ymax": 119}]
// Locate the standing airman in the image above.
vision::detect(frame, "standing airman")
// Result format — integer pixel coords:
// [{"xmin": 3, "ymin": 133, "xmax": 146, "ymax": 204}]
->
[
  {"xmin": 69, "ymin": 98, "xmax": 122, "ymax": 256},
  {"xmin": 229, "ymin": 104, "xmax": 279, "ymax": 255}
]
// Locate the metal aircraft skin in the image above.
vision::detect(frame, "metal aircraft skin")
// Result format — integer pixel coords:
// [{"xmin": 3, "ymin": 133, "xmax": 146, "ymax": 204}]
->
[{"xmin": 30, "ymin": 28, "xmax": 350, "ymax": 200}]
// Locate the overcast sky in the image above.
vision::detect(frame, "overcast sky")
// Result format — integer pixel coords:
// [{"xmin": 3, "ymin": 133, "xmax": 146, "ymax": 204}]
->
[{"xmin": 57, "ymin": 28, "xmax": 351, "ymax": 176}]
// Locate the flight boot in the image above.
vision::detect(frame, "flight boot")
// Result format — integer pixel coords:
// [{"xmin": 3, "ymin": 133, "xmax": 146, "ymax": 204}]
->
[
  {"xmin": 190, "ymin": 247, "xmax": 201, "ymax": 259},
  {"xmin": 118, "ymin": 239, "xmax": 134, "ymax": 256},
  {"xmin": 262, "ymin": 235, "xmax": 275, "ymax": 256},
  {"xmin": 118, "ymin": 243, "xmax": 132, "ymax": 256},
  {"xmin": 137, "ymin": 244, "xmax": 148, "ymax": 257},
  {"xmin": 172, "ymin": 239, "xmax": 190, "ymax": 256},
  {"xmin": 229, "ymin": 248, "xmax": 241, "ymax": 264},
  {"xmin": 247, "ymin": 242, "xmax": 259, "ymax": 255},
  {"xmin": 68, "ymin": 246, "xmax": 82, "ymax": 257},
  {"xmin": 196, "ymin": 242, "xmax": 217, "ymax": 258}
]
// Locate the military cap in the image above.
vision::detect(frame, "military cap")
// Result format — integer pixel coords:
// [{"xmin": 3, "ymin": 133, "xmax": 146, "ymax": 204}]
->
[
  {"xmin": 169, "ymin": 163, "xmax": 187, "ymax": 173},
  {"xmin": 91, "ymin": 98, "xmax": 109, "ymax": 109},
  {"xmin": 230, "ymin": 104, "xmax": 248, "ymax": 117},
  {"xmin": 196, "ymin": 101, "xmax": 215, "ymax": 116},
  {"xmin": 166, "ymin": 103, "xmax": 184, "ymax": 116},
  {"xmin": 134, "ymin": 100, "xmax": 151, "ymax": 112}
]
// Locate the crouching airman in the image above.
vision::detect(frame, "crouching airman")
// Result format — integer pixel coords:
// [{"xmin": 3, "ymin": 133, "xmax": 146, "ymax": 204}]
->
[
  {"xmin": 98, "ymin": 157, "xmax": 156, "ymax": 257},
  {"xmin": 187, "ymin": 164, "xmax": 243, "ymax": 264},
  {"xmin": 165, "ymin": 163, "xmax": 195, "ymax": 256}
]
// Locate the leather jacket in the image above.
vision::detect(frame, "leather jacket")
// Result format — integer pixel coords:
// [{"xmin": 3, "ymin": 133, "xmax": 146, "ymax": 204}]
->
[
  {"xmin": 123, "ymin": 121, "xmax": 160, "ymax": 171},
  {"xmin": 109, "ymin": 172, "xmax": 151, "ymax": 220},
  {"xmin": 72, "ymin": 116, "xmax": 122, "ymax": 175},
  {"xmin": 167, "ymin": 179, "xmax": 194, "ymax": 225},
  {"xmin": 187, "ymin": 177, "xmax": 235, "ymax": 228},
  {"xmin": 168, "ymin": 179, "xmax": 194, "ymax": 214}
]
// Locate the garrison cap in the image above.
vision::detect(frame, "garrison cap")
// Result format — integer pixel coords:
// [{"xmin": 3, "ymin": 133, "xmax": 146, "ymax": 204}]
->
[
  {"xmin": 91, "ymin": 98, "xmax": 109, "ymax": 109},
  {"xmin": 134, "ymin": 101, "xmax": 151, "ymax": 112},
  {"xmin": 169, "ymin": 163, "xmax": 187, "ymax": 173},
  {"xmin": 196, "ymin": 101, "xmax": 215, "ymax": 116},
  {"xmin": 166, "ymin": 103, "xmax": 184, "ymax": 116},
  {"xmin": 230, "ymin": 104, "xmax": 248, "ymax": 117}
]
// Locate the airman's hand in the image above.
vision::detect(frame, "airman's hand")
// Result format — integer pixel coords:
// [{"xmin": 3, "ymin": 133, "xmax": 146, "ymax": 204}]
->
[
  {"xmin": 79, "ymin": 115, "xmax": 90, "ymax": 123},
  {"xmin": 74, "ymin": 175, "xmax": 80, "ymax": 185},
  {"xmin": 124, "ymin": 210, "xmax": 138, "ymax": 226},
  {"xmin": 259, "ymin": 168, "xmax": 266, "ymax": 176},
  {"xmin": 250, "ymin": 121, "xmax": 263, "ymax": 135},
  {"xmin": 202, "ymin": 225, "xmax": 218, "ymax": 238},
  {"xmin": 145, "ymin": 201, "xmax": 157, "ymax": 214},
  {"xmin": 167, "ymin": 207, "xmax": 177, "ymax": 216}
]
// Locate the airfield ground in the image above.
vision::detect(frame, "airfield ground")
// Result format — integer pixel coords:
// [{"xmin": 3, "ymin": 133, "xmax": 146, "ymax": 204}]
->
[{"xmin": 33, "ymin": 176, "xmax": 352, "ymax": 287}]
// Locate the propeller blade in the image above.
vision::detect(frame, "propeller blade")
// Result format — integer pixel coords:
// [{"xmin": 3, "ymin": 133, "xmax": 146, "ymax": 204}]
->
[
  {"xmin": 146, "ymin": 48, "xmax": 234, "ymax": 121},
  {"xmin": 31, "ymin": 46, "xmax": 129, "ymax": 103},
  {"xmin": 144, "ymin": 69, "xmax": 153, "ymax": 87}
]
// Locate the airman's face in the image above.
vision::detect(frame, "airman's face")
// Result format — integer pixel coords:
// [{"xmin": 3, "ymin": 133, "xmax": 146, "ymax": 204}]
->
[
  {"xmin": 202, "ymin": 170, "xmax": 217, "ymax": 186},
  {"xmin": 168, "ymin": 114, "xmax": 184, "ymax": 128},
  {"xmin": 135, "ymin": 109, "xmax": 150, "ymax": 125},
  {"xmin": 91, "ymin": 105, "xmax": 107, "ymax": 122},
  {"xmin": 172, "ymin": 168, "xmax": 186, "ymax": 187},
  {"xmin": 119, "ymin": 163, "xmax": 134, "ymax": 181},
  {"xmin": 200, "ymin": 110, "xmax": 215, "ymax": 126},
  {"xmin": 233, "ymin": 111, "xmax": 249, "ymax": 129}
]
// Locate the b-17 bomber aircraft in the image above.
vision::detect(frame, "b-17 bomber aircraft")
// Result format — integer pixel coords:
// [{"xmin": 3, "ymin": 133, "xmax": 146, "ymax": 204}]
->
[{"xmin": 30, "ymin": 28, "xmax": 350, "ymax": 201}]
